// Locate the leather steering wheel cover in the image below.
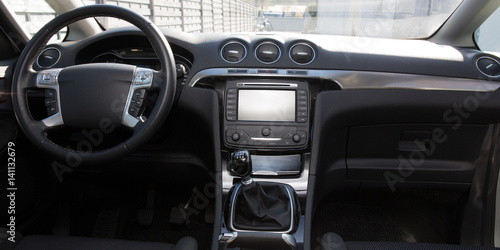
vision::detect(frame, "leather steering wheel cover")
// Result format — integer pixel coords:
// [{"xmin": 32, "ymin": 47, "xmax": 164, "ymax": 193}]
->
[{"xmin": 11, "ymin": 5, "xmax": 176, "ymax": 165}]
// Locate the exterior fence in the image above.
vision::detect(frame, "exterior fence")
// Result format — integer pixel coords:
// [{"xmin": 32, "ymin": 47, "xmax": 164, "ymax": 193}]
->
[{"xmin": 83, "ymin": 0, "xmax": 258, "ymax": 33}]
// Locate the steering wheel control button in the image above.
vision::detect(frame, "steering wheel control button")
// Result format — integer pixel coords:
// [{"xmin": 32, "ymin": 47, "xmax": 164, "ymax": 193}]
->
[
  {"xmin": 133, "ymin": 68, "xmax": 153, "ymax": 85},
  {"xmin": 37, "ymin": 69, "xmax": 62, "ymax": 86},
  {"xmin": 45, "ymin": 89, "xmax": 59, "ymax": 116},
  {"xmin": 261, "ymin": 127, "xmax": 271, "ymax": 136},
  {"xmin": 133, "ymin": 89, "xmax": 147, "ymax": 99},
  {"xmin": 128, "ymin": 89, "xmax": 148, "ymax": 118}
]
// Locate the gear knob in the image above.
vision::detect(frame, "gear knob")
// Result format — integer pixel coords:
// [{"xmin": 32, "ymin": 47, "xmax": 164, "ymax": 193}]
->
[{"xmin": 230, "ymin": 149, "xmax": 252, "ymax": 180}]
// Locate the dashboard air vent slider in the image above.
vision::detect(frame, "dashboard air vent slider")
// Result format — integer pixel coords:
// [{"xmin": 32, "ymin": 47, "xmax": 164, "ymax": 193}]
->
[
  {"xmin": 289, "ymin": 43, "xmax": 315, "ymax": 65},
  {"xmin": 36, "ymin": 47, "xmax": 61, "ymax": 68},
  {"xmin": 255, "ymin": 42, "xmax": 281, "ymax": 64},
  {"xmin": 221, "ymin": 41, "xmax": 247, "ymax": 63},
  {"xmin": 477, "ymin": 56, "xmax": 500, "ymax": 77}
]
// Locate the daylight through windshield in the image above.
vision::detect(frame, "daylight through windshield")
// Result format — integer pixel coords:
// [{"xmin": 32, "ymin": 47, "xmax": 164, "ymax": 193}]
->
[{"xmin": 6, "ymin": 0, "xmax": 463, "ymax": 39}]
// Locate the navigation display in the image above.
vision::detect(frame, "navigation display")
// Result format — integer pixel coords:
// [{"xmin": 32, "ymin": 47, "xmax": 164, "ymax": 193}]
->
[{"xmin": 238, "ymin": 90, "xmax": 296, "ymax": 122}]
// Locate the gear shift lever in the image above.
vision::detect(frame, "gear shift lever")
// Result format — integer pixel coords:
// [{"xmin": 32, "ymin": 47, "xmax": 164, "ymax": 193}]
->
[{"xmin": 230, "ymin": 149, "xmax": 253, "ymax": 185}]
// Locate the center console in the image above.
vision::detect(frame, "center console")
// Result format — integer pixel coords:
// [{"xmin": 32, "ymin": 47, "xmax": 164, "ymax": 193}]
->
[
  {"xmin": 219, "ymin": 150, "xmax": 301, "ymax": 250},
  {"xmin": 221, "ymin": 79, "xmax": 311, "ymax": 197},
  {"xmin": 219, "ymin": 79, "xmax": 311, "ymax": 249}
]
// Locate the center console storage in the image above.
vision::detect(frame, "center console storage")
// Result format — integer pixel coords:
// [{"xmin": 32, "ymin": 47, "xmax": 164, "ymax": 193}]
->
[{"xmin": 219, "ymin": 150, "xmax": 302, "ymax": 250}]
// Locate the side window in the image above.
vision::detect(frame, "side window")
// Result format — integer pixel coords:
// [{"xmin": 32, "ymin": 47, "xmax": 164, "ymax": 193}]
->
[
  {"xmin": 475, "ymin": 7, "xmax": 500, "ymax": 53},
  {"xmin": 3, "ymin": 0, "xmax": 66, "ymax": 43}
]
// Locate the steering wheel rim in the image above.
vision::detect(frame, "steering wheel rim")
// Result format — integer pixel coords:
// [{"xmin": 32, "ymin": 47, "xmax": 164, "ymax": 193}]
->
[{"xmin": 11, "ymin": 5, "xmax": 176, "ymax": 166}]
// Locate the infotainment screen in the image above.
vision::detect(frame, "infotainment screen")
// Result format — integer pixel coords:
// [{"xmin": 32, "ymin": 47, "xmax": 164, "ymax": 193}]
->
[{"xmin": 238, "ymin": 90, "xmax": 296, "ymax": 122}]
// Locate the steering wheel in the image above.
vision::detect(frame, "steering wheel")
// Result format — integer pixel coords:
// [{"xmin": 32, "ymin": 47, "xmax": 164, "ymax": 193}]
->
[{"xmin": 11, "ymin": 5, "xmax": 176, "ymax": 165}]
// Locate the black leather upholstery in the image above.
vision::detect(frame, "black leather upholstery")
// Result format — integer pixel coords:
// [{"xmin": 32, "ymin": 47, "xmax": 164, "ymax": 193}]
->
[
  {"xmin": 233, "ymin": 182, "xmax": 292, "ymax": 231},
  {"xmin": 321, "ymin": 233, "xmax": 500, "ymax": 250},
  {"xmin": 14, "ymin": 235, "xmax": 197, "ymax": 250}
]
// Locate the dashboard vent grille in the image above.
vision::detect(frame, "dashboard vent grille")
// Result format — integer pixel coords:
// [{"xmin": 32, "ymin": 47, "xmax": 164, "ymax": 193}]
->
[
  {"xmin": 477, "ymin": 56, "xmax": 500, "ymax": 77},
  {"xmin": 220, "ymin": 41, "xmax": 247, "ymax": 63},
  {"xmin": 289, "ymin": 43, "xmax": 315, "ymax": 65},
  {"xmin": 36, "ymin": 47, "xmax": 61, "ymax": 68},
  {"xmin": 255, "ymin": 42, "xmax": 281, "ymax": 64}
]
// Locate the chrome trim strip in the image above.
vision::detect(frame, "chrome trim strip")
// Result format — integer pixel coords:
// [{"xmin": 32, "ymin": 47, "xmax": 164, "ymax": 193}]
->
[
  {"xmin": 188, "ymin": 68, "xmax": 500, "ymax": 92},
  {"xmin": 122, "ymin": 67, "xmax": 153, "ymax": 128},
  {"xmin": 0, "ymin": 66, "xmax": 8, "ymax": 78},
  {"xmin": 282, "ymin": 234, "xmax": 297, "ymax": 250},
  {"xmin": 252, "ymin": 137, "xmax": 282, "ymax": 141},
  {"xmin": 218, "ymin": 232, "xmax": 238, "ymax": 245},
  {"xmin": 238, "ymin": 82, "xmax": 298, "ymax": 87},
  {"xmin": 37, "ymin": 69, "xmax": 64, "ymax": 128}
]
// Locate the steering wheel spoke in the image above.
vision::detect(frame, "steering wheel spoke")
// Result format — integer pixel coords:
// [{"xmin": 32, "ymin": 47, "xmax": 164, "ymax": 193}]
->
[
  {"xmin": 122, "ymin": 67, "xmax": 154, "ymax": 128},
  {"xmin": 23, "ymin": 70, "xmax": 40, "ymax": 89},
  {"xmin": 35, "ymin": 68, "xmax": 64, "ymax": 128},
  {"xmin": 150, "ymin": 70, "xmax": 166, "ymax": 91}
]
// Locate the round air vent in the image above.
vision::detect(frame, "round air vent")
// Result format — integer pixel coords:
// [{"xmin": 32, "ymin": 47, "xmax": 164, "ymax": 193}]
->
[
  {"xmin": 220, "ymin": 41, "xmax": 247, "ymax": 63},
  {"xmin": 255, "ymin": 42, "xmax": 281, "ymax": 64},
  {"xmin": 476, "ymin": 56, "xmax": 500, "ymax": 77},
  {"xmin": 36, "ymin": 47, "xmax": 61, "ymax": 68},
  {"xmin": 289, "ymin": 43, "xmax": 316, "ymax": 65}
]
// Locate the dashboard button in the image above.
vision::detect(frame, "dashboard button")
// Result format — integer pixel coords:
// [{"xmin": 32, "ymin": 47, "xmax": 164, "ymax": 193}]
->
[
  {"xmin": 287, "ymin": 70, "xmax": 307, "ymax": 75},
  {"xmin": 297, "ymin": 111, "xmax": 307, "ymax": 117},
  {"xmin": 297, "ymin": 117, "xmax": 307, "ymax": 122},
  {"xmin": 297, "ymin": 95, "xmax": 307, "ymax": 100},
  {"xmin": 227, "ymin": 88, "xmax": 237, "ymax": 94},
  {"xmin": 298, "ymin": 90, "xmax": 307, "ymax": 95},
  {"xmin": 231, "ymin": 133, "xmax": 240, "ymax": 141},
  {"xmin": 297, "ymin": 131, "xmax": 307, "ymax": 138},
  {"xmin": 227, "ymin": 116, "xmax": 236, "ymax": 121},
  {"xmin": 227, "ymin": 94, "xmax": 236, "ymax": 99},
  {"xmin": 292, "ymin": 134, "xmax": 301, "ymax": 143},
  {"xmin": 133, "ymin": 89, "xmax": 146, "ymax": 99},
  {"xmin": 47, "ymin": 107, "xmax": 57, "ymax": 116},
  {"xmin": 261, "ymin": 127, "xmax": 271, "ymax": 136},
  {"xmin": 297, "ymin": 106, "xmax": 307, "ymax": 111},
  {"xmin": 227, "ymin": 99, "xmax": 236, "ymax": 104},
  {"xmin": 283, "ymin": 131, "xmax": 295, "ymax": 139}
]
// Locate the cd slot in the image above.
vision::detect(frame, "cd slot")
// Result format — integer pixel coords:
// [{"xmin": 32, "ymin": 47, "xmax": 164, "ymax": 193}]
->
[{"xmin": 237, "ymin": 82, "xmax": 298, "ymax": 87}]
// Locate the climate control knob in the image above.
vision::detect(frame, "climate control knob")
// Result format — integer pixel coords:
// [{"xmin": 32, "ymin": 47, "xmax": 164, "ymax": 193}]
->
[
  {"xmin": 261, "ymin": 127, "xmax": 271, "ymax": 136},
  {"xmin": 231, "ymin": 133, "xmax": 240, "ymax": 141}
]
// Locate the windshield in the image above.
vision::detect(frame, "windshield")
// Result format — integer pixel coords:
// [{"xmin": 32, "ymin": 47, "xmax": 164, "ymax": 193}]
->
[{"xmin": 5, "ymin": 0, "xmax": 464, "ymax": 39}]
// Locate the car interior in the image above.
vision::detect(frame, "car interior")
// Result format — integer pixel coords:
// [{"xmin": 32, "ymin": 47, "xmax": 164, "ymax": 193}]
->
[{"xmin": 1, "ymin": 0, "xmax": 500, "ymax": 249}]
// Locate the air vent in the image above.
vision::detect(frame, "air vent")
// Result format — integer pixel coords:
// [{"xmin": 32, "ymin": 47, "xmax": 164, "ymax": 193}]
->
[
  {"xmin": 36, "ymin": 47, "xmax": 61, "ymax": 68},
  {"xmin": 255, "ymin": 42, "xmax": 281, "ymax": 64},
  {"xmin": 476, "ymin": 56, "xmax": 500, "ymax": 77},
  {"xmin": 220, "ymin": 41, "xmax": 247, "ymax": 63},
  {"xmin": 289, "ymin": 43, "xmax": 315, "ymax": 65}
]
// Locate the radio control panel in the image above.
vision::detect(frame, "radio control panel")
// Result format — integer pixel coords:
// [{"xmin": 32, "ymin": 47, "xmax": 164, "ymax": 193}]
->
[{"xmin": 223, "ymin": 79, "xmax": 310, "ymax": 149}]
